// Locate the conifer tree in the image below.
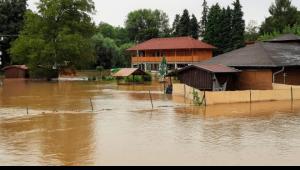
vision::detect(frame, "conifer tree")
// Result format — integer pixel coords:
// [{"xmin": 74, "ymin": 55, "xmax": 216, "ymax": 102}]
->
[
  {"xmin": 231, "ymin": 0, "xmax": 245, "ymax": 49},
  {"xmin": 178, "ymin": 9, "xmax": 191, "ymax": 36},
  {"xmin": 172, "ymin": 14, "xmax": 181, "ymax": 36},
  {"xmin": 190, "ymin": 15, "xmax": 200, "ymax": 39},
  {"xmin": 200, "ymin": 0, "xmax": 209, "ymax": 37}
]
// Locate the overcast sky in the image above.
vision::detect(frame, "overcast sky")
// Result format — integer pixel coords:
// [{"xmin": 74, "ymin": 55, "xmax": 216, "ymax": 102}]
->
[{"xmin": 27, "ymin": 0, "xmax": 300, "ymax": 27}]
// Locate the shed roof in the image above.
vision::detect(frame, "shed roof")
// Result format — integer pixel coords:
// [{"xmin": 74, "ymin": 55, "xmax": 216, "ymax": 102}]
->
[
  {"xmin": 127, "ymin": 37, "xmax": 216, "ymax": 51},
  {"xmin": 2, "ymin": 65, "xmax": 28, "ymax": 71},
  {"xmin": 200, "ymin": 40, "xmax": 300, "ymax": 67},
  {"xmin": 113, "ymin": 68, "xmax": 147, "ymax": 77},
  {"xmin": 168, "ymin": 64, "xmax": 240, "ymax": 76}
]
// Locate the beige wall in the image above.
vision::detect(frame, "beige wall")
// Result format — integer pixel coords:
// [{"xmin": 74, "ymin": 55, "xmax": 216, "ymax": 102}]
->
[{"xmin": 173, "ymin": 83, "xmax": 300, "ymax": 105}]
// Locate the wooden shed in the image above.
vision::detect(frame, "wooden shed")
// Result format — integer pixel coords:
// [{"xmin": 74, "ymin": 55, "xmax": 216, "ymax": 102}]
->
[
  {"xmin": 1, "ymin": 65, "xmax": 29, "ymax": 79},
  {"xmin": 168, "ymin": 64, "xmax": 240, "ymax": 91}
]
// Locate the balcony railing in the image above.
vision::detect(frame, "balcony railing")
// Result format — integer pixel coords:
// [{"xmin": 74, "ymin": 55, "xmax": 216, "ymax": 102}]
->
[{"xmin": 132, "ymin": 56, "xmax": 210, "ymax": 63}]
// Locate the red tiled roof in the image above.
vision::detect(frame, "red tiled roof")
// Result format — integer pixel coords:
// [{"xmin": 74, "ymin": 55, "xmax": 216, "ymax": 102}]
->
[
  {"xmin": 2, "ymin": 65, "xmax": 28, "ymax": 71},
  {"xmin": 127, "ymin": 37, "xmax": 216, "ymax": 51},
  {"xmin": 113, "ymin": 68, "xmax": 147, "ymax": 77}
]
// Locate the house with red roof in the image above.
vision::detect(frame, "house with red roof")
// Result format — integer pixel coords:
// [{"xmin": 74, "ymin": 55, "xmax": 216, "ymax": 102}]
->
[{"xmin": 127, "ymin": 37, "xmax": 216, "ymax": 71}]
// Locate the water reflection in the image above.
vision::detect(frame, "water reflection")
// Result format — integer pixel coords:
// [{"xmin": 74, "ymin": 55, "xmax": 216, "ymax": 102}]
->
[{"xmin": 1, "ymin": 81, "xmax": 300, "ymax": 165}]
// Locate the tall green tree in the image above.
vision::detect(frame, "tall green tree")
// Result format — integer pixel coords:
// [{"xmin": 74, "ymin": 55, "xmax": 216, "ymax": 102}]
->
[
  {"xmin": 231, "ymin": 0, "xmax": 245, "ymax": 49},
  {"xmin": 203, "ymin": 3, "xmax": 222, "ymax": 54},
  {"xmin": 220, "ymin": 7, "xmax": 233, "ymax": 53},
  {"xmin": 178, "ymin": 9, "xmax": 191, "ymax": 36},
  {"xmin": 172, "ymin": 14, "xmax": 181, "ymax": 36},
  {"xmin": 190, "ymin": 14, "xmax": 200, "ymax": 39},
  {"xmin": 0, "ymin": 0, "xmax": 27, "ymax": 67},
  {"xmin": 260, "ymin": 0, "xmax": 299, "ymax": 33},
  {"xmin": 200, "ymin": 0, "xmax": 209, "ymax": 37},
  {"xmin": 125, "ymin": 9, "xmax": 170, "ymax": 42},
  {"xmin": 10, "ymin": 0, "xmax": 96, "ymax": 75}
]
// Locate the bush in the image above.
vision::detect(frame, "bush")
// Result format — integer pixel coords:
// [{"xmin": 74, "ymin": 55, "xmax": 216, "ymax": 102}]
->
[
  {"xmin": 29, "ymin": 66, "xmax": 59, "ymax": 80},
  {"xmin": 103, "ymin": 76, "xmax": 115, "ymax": 81}
]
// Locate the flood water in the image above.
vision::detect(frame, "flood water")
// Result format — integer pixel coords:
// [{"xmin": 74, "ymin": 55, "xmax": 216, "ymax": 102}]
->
[{"xmin": 1, "ymin": 79, "xmax": 300, "ymax": 165}]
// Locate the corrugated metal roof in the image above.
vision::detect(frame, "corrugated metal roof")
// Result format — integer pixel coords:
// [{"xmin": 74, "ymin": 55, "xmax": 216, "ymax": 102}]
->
[
  {"xmin": 113, "ymin": 68, "xmax": 147, "ymax": 77},
  {"xmin": 2, "ymin": 65, "xmax": 28, "ymax": 70},
  {"xmin": 127, "ymin": 37, "xmax": 216, "ymax": 51}
]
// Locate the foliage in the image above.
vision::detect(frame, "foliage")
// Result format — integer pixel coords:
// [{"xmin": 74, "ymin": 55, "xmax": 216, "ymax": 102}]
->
[
  {"xmin": 178, "ymin": 9, "xmax": 191, "ymax": 36},
  {"xmin": 203, "ymin": 3, "xmax": 223, "ymax": 54},
  {"xmin": 10, "ymin": 0, "xmax": 96, "ymax": 77},
  {"xmin": 200, "ymin": 0, "xmax": 209, "ymax": 37},
  {"xmin": 172, "ymin": 14, "xmax": 181, "ymax": 36},
  {"xmin": 245, "ymin": 20, "xmax": 260, "ymax": 42},
  {"xmin": 190, "ymin": 15, "xmax": 200, "ymax": 39},
  {"xmin": 203, "ymin": 0, "xmax": 245, "ymax": 55},
  {"xmin": 258, "ymin": 24, "xmax": 300, "ymax": 41},
  {"xmin": 193, "ymin": 89, "xmax": 203, "ymax": 106},
  {"xmin": 159, "ymin": 55, "xmax": 168, "ymax": 78},
  {"xmin": 260, "ymin": 0, "xmax": 299, "ymax": 34},
  {"xmin": 231, "ymin": 0, "xmax": 245, "ymax": 49},
  {"xmin": 0, "ymin": 0, "xmax": 27, "ymax": 67},
  {"xmin": 125, "ymin": 9, "xmax": 170, "ymax": 42}
]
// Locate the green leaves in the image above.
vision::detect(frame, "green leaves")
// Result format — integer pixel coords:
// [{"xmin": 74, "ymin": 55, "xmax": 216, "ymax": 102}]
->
[
  {"xmin": 261, "ymin": 0, "xmax": 299, "ymax": 34},
  {"xmin": 10, "ymin": 0, "xmax": 96, "ymax": 72},
  {"xmin": 125, "ymin": 9, "xmax": 170, "ymax": 42}
]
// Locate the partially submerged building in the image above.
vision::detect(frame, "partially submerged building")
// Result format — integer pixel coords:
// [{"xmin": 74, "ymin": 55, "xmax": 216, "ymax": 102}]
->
[
  {"xmin": 127, "ymin": 37, "xmax": 216, "ymax": 71},
  {"xmin": 1, "ymin": 65, "xmax": 29, "ymax": 79},
  {"xmin": 170, "ymin": 34, "xmax": 300, "ymax": 91}
]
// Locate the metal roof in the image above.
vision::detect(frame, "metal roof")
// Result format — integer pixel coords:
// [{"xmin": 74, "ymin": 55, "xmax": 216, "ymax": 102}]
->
[
  {"xmin": 127, "ymin": 37, "xmax": 216, "ymax": 51},
  {"xmin": 113, "ymin": 68, "xmax": 147, "ymax": 77}
]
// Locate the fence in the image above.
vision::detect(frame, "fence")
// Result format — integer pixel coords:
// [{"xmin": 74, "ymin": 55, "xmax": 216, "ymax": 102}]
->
[{"xmin": 173, "ymin": 83, "xmax": 300, "ymax": 105}]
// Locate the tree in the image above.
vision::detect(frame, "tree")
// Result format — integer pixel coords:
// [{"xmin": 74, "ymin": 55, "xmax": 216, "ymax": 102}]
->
[
  {"xmin": 119, "ymin": 43, "xmax": 134, "ymax": 67},
  {"xmin": 172, "ymin": 14, "xmax": 181, "ymax": 36},
  {"xmin": 97, "ymin": 22, "xmax": 116, "ymax": 39},
  {"xmin": 220, "ymin": 7, "xmax": 233, "ymax": 53},
  {"xmin": 260, "ymin": 0, "xmax": 299, "ymax": 33},
  {"xmin": 200, "ymin": 0, "xmax": 209, "ymax": 37},
  {"xmin": 203, "ymin": 3, "xmax": 222, "ymax": 54},
  {"xmin": 178, "ymin": 9, "xmax": 191, "ymax": 36},
  {"xmin": 10, "ymin": 0, "xmax": 96, "ymax": 77},
  {"xmin": 0, "ymin": 0, "xmax": 27, "ymax": 67},
  {"xmin": 231, "ymin": 0, "xmax": 245, "ymax": 49},
  {"xmin": 125, "ymin": 9, "xmax": 170, "ymax": 42},
  {"xmin": 190, "ymin": 15, "xmax": 200, "ymax": 39},
  {"xmin": 159, "ymin": 55, "xmax": 168, "ymax": 79},
  {"xmin": 92, "ymin": 33, "xmax": 120, "ymax": 69},
  {"xmin": 245, "ymin": 20, "xmax": 259, "ymax": 42}
]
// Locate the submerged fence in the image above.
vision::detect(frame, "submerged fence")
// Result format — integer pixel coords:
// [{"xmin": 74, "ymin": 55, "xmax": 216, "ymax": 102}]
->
[{"xmin": 173, "ymin": 83, "xmax": 300, "ymax": 105}]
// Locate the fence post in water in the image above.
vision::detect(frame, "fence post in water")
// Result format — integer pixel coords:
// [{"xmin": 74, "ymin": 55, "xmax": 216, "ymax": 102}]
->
[
  {"xmin": 90, "ymin": 98, "xmax": 94, "ymax": 112},
  {"xmin": 26, "ymin": 106, "xmax": 29, "ymax": 115},
  {"xmin": 149, "ymin": 90, "xmax": 154, "ymax": 109}
]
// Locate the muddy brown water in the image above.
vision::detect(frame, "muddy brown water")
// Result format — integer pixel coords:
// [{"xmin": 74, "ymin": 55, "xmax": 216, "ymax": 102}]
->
[{"xmin": 1, "ymin": 79, "xmax": 300, "ymax": 165}]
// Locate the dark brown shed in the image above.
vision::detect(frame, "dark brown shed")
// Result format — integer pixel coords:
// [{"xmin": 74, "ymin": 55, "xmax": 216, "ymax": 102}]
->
[
  {"xmin": 1, "ymin": 65, "xmax": 29, "ymax": 79},
  {"xmin": 168, "ymin": 64, "xmax": 240, "ymax": 91}
]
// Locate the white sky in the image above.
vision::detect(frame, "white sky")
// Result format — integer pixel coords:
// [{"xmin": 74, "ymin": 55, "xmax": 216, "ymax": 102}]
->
[{"xmin": 27, "ymin": 0, "xmax": 300, "ymax": 27}]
